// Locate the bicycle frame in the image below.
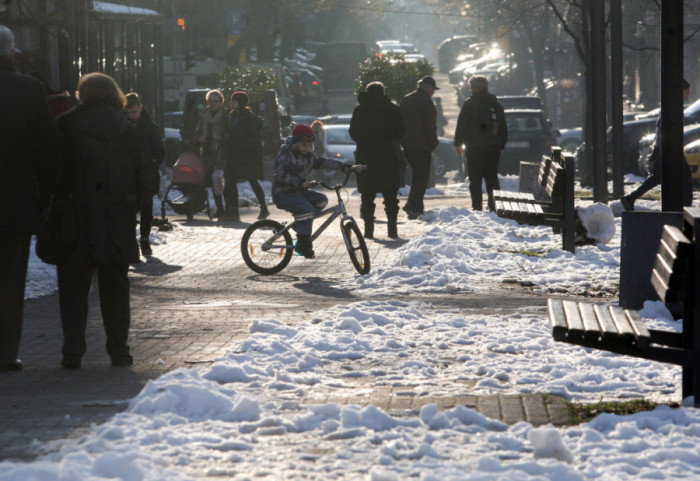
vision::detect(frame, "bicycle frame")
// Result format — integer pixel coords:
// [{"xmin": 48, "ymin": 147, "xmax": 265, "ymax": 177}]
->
[
  {"xmin": 260, "ymin": 171, "xmax": 356, "ymax": 251},
  {"xmin": 261, "ymin": 186, "xmax": 351, "ymax": 251},
  {"xmin": 242, "ymin": 168, "xmax": 370, "ymax": 275}
]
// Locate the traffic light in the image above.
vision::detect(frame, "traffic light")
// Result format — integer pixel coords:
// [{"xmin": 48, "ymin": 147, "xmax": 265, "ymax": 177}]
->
[{"xmin": 177, "ymin": 18, "xmax": 185, "ymax": 31}]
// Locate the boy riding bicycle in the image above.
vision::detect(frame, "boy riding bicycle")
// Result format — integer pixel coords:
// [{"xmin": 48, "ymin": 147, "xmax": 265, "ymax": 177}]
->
[{"xmin": 272, "ymin": 124, "xmax": 363, "ymax": 259}]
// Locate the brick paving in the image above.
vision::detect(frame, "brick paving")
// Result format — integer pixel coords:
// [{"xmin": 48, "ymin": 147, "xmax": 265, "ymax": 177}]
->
[{"xmin": 0, "ymin": 187, "xmax": 569, "ymax": 463}]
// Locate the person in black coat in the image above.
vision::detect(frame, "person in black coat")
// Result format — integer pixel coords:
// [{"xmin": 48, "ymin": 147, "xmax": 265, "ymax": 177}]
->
[
  {"xmin": 349, "ymin": 81, "xmax": 405, "ymax": 239},
  {"xmin": 55, "ymin": 72, "xmax": 155, "ymax": 369},
  {"xmin": 223, "ymin": 91, "xmax": 268, "ymax": 220},
  {"xmin": 0, "ymin": 25, "xmax": 61, "ymax": 371},
  {"xmin": 454, "ymin": 74, "xmax": 508, "ymax": 212},
  {"xmin": 124, "ymin": 92, "xmax": 165, "ymax": 255}
]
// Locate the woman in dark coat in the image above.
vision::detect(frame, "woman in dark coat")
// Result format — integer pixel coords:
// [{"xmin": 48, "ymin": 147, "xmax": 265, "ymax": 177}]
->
[
  {"xmin": 223, "ymin": 91, "xmax": 269, "ymax": 220},
  {"xmin": 55, "ymin": 72, "xmax": 154, "ymax": 369},
  {"xmin": 349, "ymin": 81, "xmax": 405, "ymax": 239}
]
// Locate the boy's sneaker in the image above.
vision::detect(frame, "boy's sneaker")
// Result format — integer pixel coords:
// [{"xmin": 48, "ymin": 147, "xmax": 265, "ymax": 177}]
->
[
  {"xmin": 620, "ymin": 196, "xmax": 635, "ymax": 211},
  {"xmin": 140, "ymin": 237, "xmax": 152, "ymax": 256},
  {"xmin": 294, "ymin": 236, "xmax": 315, "ymax": 259}
]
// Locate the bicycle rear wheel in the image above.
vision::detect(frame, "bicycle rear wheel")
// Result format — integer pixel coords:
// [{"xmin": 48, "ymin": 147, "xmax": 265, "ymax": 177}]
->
[
  {"xmin": 341, "ymin": 219, "xmax": 370, "ymax": 274},
  {"xmin": 241, "ymin": 220, "xmax": 293, "ymax": 275}
]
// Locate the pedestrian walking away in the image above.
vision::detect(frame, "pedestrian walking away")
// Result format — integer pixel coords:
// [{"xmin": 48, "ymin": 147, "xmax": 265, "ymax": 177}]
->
[
  {"xmin": 399, "ymin": 76, "xmax": 440, "ymax": 219},
  {"xmin": 124, "ymin": 92, "xmax": 165, "ymax": 255},
  {"xmin": 350, "ymin": 81, "xmax": 406, "ymax": 239},
  {"xmin": 0, "ymin": 24, "xmax": 61, "ymax": 372},
  {"xmin": 272, "ymin": 124, "xmax": 362, "ymax": 258},
  {"xmin": 620, "ymin": 78, "xmax": 693, "ymax": 211},
  {"xmin": 53, "ymin": 72, "xmax": 156, "ymax": 370},
  {"xmin": 223, "ymin": 91, "xmax": 269, "ymax": 220},
  {"xmin": 197, "ymin": 89, "xmax": 230, "ymax": 217},
  {"xmin": 454, "ymin": 74, "xmax": 508, "ymax": 212}
]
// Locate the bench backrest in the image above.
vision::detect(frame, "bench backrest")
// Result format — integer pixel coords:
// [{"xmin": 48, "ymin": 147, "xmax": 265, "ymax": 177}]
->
[
  {"xmin": 651, "ymin": 225, "xmax": 692, "ymax": 316},
  {"xmin": 545, "ymin": 161, "xmax": 565, "ymax": 198},
  {"xmin": 536, "ymin": 147, "xmax": 562, "ymax": 193}
]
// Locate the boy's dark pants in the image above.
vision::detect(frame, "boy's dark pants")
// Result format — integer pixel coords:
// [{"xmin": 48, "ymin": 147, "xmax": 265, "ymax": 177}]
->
[{"xmin": 273, "ymin": 190, "xmax": 328, "ymax": 236}]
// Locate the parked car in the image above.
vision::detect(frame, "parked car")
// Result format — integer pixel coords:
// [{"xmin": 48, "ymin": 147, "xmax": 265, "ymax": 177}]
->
[
  {"xmin": 610, "ymin": 117, "xmax": 658, "ymax": 175},
  {"xmin": 684, "ymin": 138, "xmax": 700, "ymax": 181},
  {"xmin": 322, "ymin": 124, "xmax": 355, "ymax": 178},
  {"xmin": 638, "ymin": 123, "xmax": 700, "ymax": 176},
  {"xmin": 500, "ymin": 109, "xmax": 559, "ymax": 175},
  {"xmin": 557, "ymin": 127, "xmax": 582, "ymax": 153},
  {"xmin": 497, "ymin": 96, "xmax": 543, "ymax": 111},
  {"xmin": 163, "ymin": 111, "xmax": 183, "ymax": 166}
]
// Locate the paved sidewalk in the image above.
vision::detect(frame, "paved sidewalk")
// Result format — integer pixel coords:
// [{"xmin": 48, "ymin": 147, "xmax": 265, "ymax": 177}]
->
[{"xmin": 0, "ymin": 189, "xmax": 567, "ymax": 462}]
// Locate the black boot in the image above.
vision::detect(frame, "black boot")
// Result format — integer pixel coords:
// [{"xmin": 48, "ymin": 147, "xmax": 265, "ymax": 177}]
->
[
  {"xmin": 295, "ymin": 235, "xmax": 315, "ymax": 258},
  {"xmin": 258, "ymin": 205, "xmax": 270, "ymax": 220},
  {"xmin": 140, "ymin": 236, "xmax": 152, "ymax": 255},
  {"xmin": 364, "ymin": 220, "xmax": 374, "ymax": 239},
  {"xmin": 387, "ymin": 221, "xmax": 398, "ymax": 239},
  {"xmin": 214, "ymin": 195, "xmax": 225, "ymax": 218}
]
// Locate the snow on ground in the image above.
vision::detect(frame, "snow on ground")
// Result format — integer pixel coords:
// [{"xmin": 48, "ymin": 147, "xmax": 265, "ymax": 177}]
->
[{"xmin": 10, "ymin": 180, "xmax": 698, "ymax": 481}]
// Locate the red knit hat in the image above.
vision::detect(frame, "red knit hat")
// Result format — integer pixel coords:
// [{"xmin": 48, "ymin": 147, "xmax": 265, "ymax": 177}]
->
[
  {"xmin": 230, "ymin": 91, "xmax": 249, "ymax": 107},
  {"xmin": 291, "ymin": 124, "xmax": 315, "ymax": 144}
]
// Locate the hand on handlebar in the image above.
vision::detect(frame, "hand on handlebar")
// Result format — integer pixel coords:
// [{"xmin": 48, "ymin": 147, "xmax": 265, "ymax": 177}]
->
[
  {"xmin": 302, "ymin": 180, "xmax": 319, "ymax": 189},
  {"xmin": 352, "ymin": 164, "xmax": 367, "ymax": 173}
]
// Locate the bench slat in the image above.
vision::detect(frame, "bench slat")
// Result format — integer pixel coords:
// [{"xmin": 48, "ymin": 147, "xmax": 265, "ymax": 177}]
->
[
  {"xmin": 651, "ymin": 225, "xmax": 692, "ymax": 303},
  {"xmin": 607, "ymin": 305, "xmax": 636, "ymax": 344},
  {"xmin": 593, "ymin": 304, "xmax": 622, "ymax": 347},
  {"xmin": 578, "ymin": 302, "xmax": 602, "ymax": 341},
  {"xmin": 618, "ymin": 308, "xmax": 652, "ymax": 349},
  {"xmin": 562, "ymin": 300, "xmax": 585, "ymax": 340},
  {"xmin": 548, "ymin": 299, "xmax": 569, "ymax": 341}
]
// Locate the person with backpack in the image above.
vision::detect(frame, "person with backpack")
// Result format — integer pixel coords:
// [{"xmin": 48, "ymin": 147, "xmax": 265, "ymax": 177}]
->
[{"xmin": 454, "ymin": 74, "xmax": 508, "ymax": 212}]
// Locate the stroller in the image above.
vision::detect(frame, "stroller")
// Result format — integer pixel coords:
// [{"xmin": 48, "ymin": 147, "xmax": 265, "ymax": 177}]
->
[{"xmin": 161, "ymin": 151, "xmax": 213, "ymax": 221}]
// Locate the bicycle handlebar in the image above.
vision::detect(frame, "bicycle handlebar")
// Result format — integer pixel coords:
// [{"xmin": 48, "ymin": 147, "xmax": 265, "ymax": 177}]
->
[{"xmin": 318, "ymin": 165, "xmax": 366, "ymax": 190}]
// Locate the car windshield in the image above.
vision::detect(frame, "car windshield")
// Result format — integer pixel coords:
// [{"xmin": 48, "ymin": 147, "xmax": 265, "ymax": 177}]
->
[
  {"xmin": 325, "ymin": 127, "xmax": 354, "ymax": 145},
  {"xmin": 506, "ymin": 113, "xmax": 545, "ymax": 132}
]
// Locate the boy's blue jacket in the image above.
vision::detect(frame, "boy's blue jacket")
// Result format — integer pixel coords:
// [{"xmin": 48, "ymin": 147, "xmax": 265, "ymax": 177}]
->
[{"xmin": 271, "ymin": 138, "xmax": 353, "ymax": 199}]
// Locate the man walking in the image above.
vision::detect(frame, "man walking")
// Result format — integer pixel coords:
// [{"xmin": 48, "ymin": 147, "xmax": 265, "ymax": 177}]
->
[
  {"xmin": 454, "ymin": 74, "xmax": 508, "ymax": 211},
  {"xmin": 0, "ymin": 25, "xmax": 61, "ymax": 371},
  {"xmin": 399, "ymin": 76, "xmax": 439, "ymax": 219}
]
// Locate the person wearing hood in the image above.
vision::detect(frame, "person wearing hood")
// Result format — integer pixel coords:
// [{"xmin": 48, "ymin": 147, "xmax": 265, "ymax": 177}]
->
[
  {"xmin": 55, "ymin": 72, "xmax": 155, "ymax": 370},
  {"xmin": 399, "ymin": 76, "xmax": 440, "ymax": 220},
  {"xmin": 0, "ymin": 25, "xmax": 61, "ymax": 372},
  {"xmin": 124, "ymin": 92, "xmax": 164, "ymax": 255},
  {"xmin": 454, "ymin": 74, "xmax": 508, "ymax": 212},
  {"xmin": 223, "ymin": 91, "xmax": 268, "ymax": 220},
  {"xmin": 349, "ymin": 81, "xmax": 405, "ymax": 239}
]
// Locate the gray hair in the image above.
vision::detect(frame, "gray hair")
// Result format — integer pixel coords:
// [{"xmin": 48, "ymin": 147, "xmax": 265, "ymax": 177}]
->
[
  {"xmin": 468, "ymin": 75, "xmax": 489, "ymax": 93},
  {"xmin": 0, "ymin": 25, "xmax": 14, "ymax": 58}
]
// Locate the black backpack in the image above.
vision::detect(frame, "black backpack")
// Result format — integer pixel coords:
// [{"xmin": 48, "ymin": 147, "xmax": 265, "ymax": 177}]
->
[{"xmin": 476, "ymin": 97, "xmax": 502, "ymax": 138}]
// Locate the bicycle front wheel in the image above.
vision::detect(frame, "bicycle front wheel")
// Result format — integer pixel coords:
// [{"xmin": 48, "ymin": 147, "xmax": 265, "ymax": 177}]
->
[
  {"xmin": 341, "ymin": 219, "xmax": 370, "ymax": 274},
  {"xmin": 241, "ymin": 220, "xmax": 294, "ymax": 275}
]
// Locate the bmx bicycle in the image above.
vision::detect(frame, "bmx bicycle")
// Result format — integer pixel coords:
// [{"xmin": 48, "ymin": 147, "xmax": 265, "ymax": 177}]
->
[{"xmin": 241, "ymin": 169, "xmax": 370, "ymax": 275}]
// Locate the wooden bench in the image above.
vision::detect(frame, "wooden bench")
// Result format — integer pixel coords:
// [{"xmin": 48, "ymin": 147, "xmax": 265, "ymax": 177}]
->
[
  {"xmin": 493, "ymin": 146, "xmax": 561, "ymax": 203},
  {"xmin": 494, "ymin": 151, "xmax": 576, "ymax": 253},
  {"xmin": 549, "ymin": 207, "xmax": 700, "ymax": 406}
]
